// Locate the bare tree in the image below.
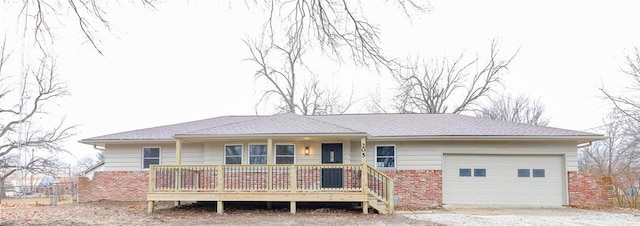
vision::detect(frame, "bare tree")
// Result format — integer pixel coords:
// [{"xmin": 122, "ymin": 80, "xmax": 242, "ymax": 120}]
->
[
  {"xmin": 394, "ymin": 40, "xmax": 518, "ymax": 114},
  {"xmin": 579, "ymin": 110, "xmax": 640, "ymax": 206},
  {"xmin": 601, "ymin": 47, "xmax": 640, "ymax": 123},
  {"xmin": 7, "ymin": 0, "xmax": 156, "ymax": 55},
  {"xmin": 0, "ymin": 41, "xmax": 74, "ymax": 186},
  {"xmin": 366, "ymin": 88, "xmax": 390, "ymax": 113},
  {"xmin": 73, "ymin": 155, "xmax": 99, "ymax": 174},
  {"xmin": 246, "ymin": 36, "xmax": 353, "ymax": 115},
  {"xmin": 475, "ymin": 94, "xmax": 550, "ymax": 126},
  {"xmin": 253, "ymin": 0, "xmax": 428, "ymax": 72},
  {"xmin": 579, "ymin": 111, "xmax": 640, "ymax": 178}
]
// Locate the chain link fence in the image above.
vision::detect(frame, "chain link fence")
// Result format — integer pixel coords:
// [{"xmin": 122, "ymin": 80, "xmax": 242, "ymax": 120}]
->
[{"xmin": 0, "ymin": 182, "xmax": 77, "ymax": 206}]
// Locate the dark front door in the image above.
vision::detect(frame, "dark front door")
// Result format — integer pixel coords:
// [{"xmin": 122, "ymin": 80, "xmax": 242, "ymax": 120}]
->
[{"xmin": 321, "ymin": 143, "xmax": 343, "ymax": 188}]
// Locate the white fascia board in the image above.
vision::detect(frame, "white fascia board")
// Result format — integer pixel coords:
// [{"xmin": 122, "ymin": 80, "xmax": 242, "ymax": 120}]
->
[{"xmin": 367, "ymin": 135, "xmax": 605, "ymax": 143}]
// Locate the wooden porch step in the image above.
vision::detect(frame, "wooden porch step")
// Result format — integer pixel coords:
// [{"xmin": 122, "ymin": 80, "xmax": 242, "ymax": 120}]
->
[{"xmin": 367, "ymin": 196, "xmax": 390, "ymax": 215}]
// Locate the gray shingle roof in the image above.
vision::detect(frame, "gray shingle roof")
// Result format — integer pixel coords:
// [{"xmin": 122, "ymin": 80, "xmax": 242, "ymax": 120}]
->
[
  {"xmin": 80, "ymin": 113, "xmax": 601, "ymax": 143},
  {"xmin": 183, "ymin": 113, "xmax": 363, "ymax": 136},
  {"xmin": 83, "ymin": 115, "xmax": 261, "ymax": 141},
  {"xmin": 310, "ymin": 114, "xmax": 598, "ymax": 137}
]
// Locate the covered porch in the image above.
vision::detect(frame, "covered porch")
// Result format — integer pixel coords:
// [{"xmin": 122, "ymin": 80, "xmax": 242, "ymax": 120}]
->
[{"xmin": 146, "ymin": 137, "xmax": 394, "ymax": 214}]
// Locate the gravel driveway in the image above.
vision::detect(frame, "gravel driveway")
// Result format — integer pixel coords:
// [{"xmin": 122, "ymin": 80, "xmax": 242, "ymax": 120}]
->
[{"xmin": 401, "ymin": 207, "xmax": 640, "ymax": 226}]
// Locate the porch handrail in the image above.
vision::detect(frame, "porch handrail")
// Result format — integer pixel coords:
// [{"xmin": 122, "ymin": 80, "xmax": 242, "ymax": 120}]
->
[
  {"xmin": 149, "ymin": 164, "xmax": 365, "ymax": 193},
  {"xmin": 365, "ymin": 165, "xmax": 395, "ymax": 214},
  {"xmin": 149, "ymin": 163, "xmax": 394, "ymax": 214}
]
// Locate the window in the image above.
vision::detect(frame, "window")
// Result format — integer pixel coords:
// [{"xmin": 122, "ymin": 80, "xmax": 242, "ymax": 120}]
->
[
  {"xmin": 532, "ymin": 169, "xmax": 545, "ymax": 177},
  {"xmin": 375, "ymin": 145, "xmax": 395, "ymax": 168},
  {"xmin": 225, "ymin": 145, "xmax": 243, "ymax": 164},
  {"xmin": 460, "ymin": 168, "xmax": 486, "ymax": 177},
  {"xmin": 518, "ymin": 169, "xmax": 531, "ymax": 177},
  {"xmin": 249, "ymin": 144, "xmax": 267, "ymax": 164},
  {"xmin": 474, "ymin": 168, "xmax": 486, "ymax": 177},
  {"xmin": 459, "ymin": 168, "xmax": 472, "ymax": 177},
  {"xmin": 142, "ymin": 147, "xmax": 160, "ymax": 169},
  {"xmin": 275, "ymin": 144, "xmax": 295, "ymax": 164}
]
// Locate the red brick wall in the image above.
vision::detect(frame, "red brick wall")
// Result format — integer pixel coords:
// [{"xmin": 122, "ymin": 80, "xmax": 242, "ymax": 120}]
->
[
  {"xmin": 568, "ymin": 171, "xmax": 612, "ymax": 207},
  {"xmin": 75, "ymin": 169, "xmax": 610, "ymax": 209},
  {"xmin": 76, "ymin": 171, "xmax": 148, "ymax": 202},
  {"xmin": 380, "ymin": 170, "xmax": 442, "ymax": 208}
]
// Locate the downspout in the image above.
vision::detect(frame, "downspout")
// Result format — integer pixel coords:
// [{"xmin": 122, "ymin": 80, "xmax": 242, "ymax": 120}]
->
[
  {"xmin": 576, "ymin": 141, "xmax": 592, "ymax": 149},
  {"xmin": 93, "ymin": 145, "xmax": 105, "ymax": 151}
]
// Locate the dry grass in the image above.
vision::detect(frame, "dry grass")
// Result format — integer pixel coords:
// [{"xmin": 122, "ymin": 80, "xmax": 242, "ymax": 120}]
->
[
  {"xmin": 0, "ymin": 195, "xmax": 74, "ymax": 207},
  {"xmin": 0, "ymin": 201, "xmax": 435, "ymax": 225}
]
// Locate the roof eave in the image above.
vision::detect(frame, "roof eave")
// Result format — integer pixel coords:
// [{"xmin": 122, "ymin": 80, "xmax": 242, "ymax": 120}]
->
[
  {"xmin": 367, "ymin": 135, "xmax": 605, "ymax": 144},
  {"xmin": 79, "ymin": 139, "xmax": 176, "ymax": 145},
  {"xmin": 174, "ymin": 133, "xmax": 369, "ymax": 139}
]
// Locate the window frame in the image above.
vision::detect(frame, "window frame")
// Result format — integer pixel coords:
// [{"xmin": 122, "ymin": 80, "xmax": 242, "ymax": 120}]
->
[
  {"xmin": 374, "ymin": 144, "xmax": 397, "ymax": 169},
  {"xmin": 141, "ymin": 146, "xmax": 161, "ymax": 170},
  {"xmin": 459, "ymin": 168, "xmax": 472, "ymax": 177},
  {"xmin": 532, "ymin": 169, "xmax": 546, "ymax": 178},
  {"xmin": 473, "ymin": 168, "xmax": 487, "ymax": 177},
  {"xmin": 224, "ymin": 144, "xmax": 244, "ymax": 165},
  {"xmin": 518, "ymin": 169, "xmax": 531, "ymax": 177},
  {"xmin": 248, "ymin": 143, "xmax": 268, "ymax": 165},
  {"xmin": 274, "ymin": 143, "xmax": 296, "ymax": 164}
]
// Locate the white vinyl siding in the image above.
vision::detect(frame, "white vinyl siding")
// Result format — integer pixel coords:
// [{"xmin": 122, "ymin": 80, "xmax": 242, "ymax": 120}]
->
[
  {"xmin": 365, "ymin": 140, "xmax": 578, "ymax": 171},
  {"xmin": 204, "ymin": 143, "xmax": 224, "ymax": 165},
  {"xmin": 350, "ymin": 141, "xmax": 362, "ymax": 164},
  {"xmin": 104, "ymin": 144, "xmax": 142, "ymax": 171},
  {"xmin": 104, "ymin": 143, "xmax": 204, "ymax": 170},
  {"xmin": 179, "ymin": 143, "xmax": 205, "ymax": 165}
]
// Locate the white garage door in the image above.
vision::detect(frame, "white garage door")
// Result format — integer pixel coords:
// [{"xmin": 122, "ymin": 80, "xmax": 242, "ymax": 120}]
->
[{"xmin": 442, "ymin": 155, "xmax": 564, "ymax": 206}]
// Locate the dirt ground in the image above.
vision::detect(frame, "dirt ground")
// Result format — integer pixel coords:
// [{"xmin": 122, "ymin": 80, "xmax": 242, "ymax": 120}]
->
[{"xmin": 0, "ymin": 201, "xmax": 434, "ymax": 225}]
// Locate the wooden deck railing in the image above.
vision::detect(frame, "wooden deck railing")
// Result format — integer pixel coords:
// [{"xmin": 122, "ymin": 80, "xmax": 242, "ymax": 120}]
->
[
  {"xmin": 149, "ymin": 164, "xmax": 369, "ymax": 192},
  {"xmin": 148, "ymin": 164, "xmax": 394, "ymax": 213}
]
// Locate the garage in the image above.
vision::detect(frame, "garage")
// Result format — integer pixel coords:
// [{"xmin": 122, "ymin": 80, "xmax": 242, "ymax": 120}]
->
[{"xmin": 442, "ymin": 154, "xmax": 564, "ymax": 206}]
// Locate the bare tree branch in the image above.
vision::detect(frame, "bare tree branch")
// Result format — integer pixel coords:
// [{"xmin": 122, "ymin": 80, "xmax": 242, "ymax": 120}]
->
[
  {"xmin": 245, "ymin": 35, "xmax": 353, "ymax": 115},
  {"xmin": 394, "ymin": 40, "xmax": 518, "ymax": 114},
  {"xmin": 475, "ymin": 93, "xmax": 550, "ymax": 126},
  {"xmin": 601, "ymin": 47, "xmax": 640, "ymax": 123},
  {"xmin": 12, "ymin": 0, "xmax": 157, "ymax": 55},
  {"xmin": 0, "ymin": 42, "xmax": 74, "ymax": 181},
  {"xmin": 252, "ymin": 0, "xmax": 428, "ymax": 74},
  {"xmin": 579, "ymin": 110, "xmax": 640, "ymax": 185}
]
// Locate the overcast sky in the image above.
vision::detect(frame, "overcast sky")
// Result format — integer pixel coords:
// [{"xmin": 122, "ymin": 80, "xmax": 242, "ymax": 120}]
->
[{"xmin": 5, "ymin": 0, "xmax": 639, "ymax": 164}]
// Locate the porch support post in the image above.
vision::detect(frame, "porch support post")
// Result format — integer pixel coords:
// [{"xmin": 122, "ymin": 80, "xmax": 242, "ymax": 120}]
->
[
  {"xmin": 267, "ymin": 138, "xmax": 274, "ymax": 164},
  {"xmin": 360, "ymin": 137, "xmax": 366, "ymax": 164},
  {"xmin": 362, "ymin": 201, "xmax": 368, "ymax": 214},
  {"xmin": 217, "ymin": 201, "xmax": 224, "ymax": 214},
  {"xmin": 267, "ymin": 138, "xmax": 273, "ymax": 209},
  {"xmin": 175, "ymin": 138, "xmax": 183, "ymax": 203},
  {"xmin": 147, "ymin": 201, "xmax": 154, "ymax": 214},
  {"xmin": 290, "ymin": 165, "xmax": 297, "ymax": 214},
  {"xmin": 361, "ymin": 136, "xmax": 369, "ymax": 214},
  {"xmin": 175, "ymin": 139, "xmax": 182, "ymax": 164}
]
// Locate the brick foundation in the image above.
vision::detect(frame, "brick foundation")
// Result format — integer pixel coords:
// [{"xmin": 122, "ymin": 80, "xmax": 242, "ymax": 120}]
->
[
  {"xmin": 568, "ymin": 171, "xmax": 612, "ymax": 207},
  {"xmin": 75, "ymin": 169, "xmax": 611, "ymax": 209},
  {"xmin": 381, "ymin": 170, "xmax": 442, "ymax": 208},
  {"xmin": 76, "ymin": 171, "xmax": 148, "ymax": 202}
]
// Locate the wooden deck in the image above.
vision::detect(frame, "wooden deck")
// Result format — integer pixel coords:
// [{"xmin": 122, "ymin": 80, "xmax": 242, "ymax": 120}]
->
[{"xmin": 146, "ymin": 163, "xmax": 394, "ymax": 214}]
